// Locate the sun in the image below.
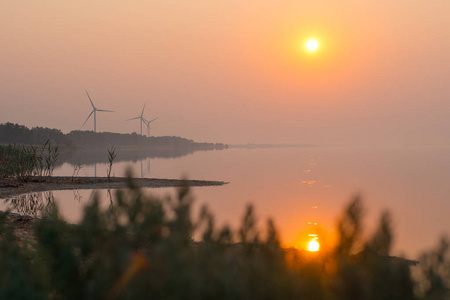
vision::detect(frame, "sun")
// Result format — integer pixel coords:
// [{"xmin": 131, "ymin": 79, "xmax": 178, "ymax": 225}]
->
[
  {"xmin": 306, "ymin": 39, "xmax": 318, "ymax": 51},
  {"xmin": 308, "ymin": 239, "xmax": 320, "ymax": 252}
]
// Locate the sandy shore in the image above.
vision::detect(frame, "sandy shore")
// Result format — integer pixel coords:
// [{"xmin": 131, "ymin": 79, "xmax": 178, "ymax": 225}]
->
[{"xmin": 0, "ymin": 176, "xmax": 228, "ymax": 199}]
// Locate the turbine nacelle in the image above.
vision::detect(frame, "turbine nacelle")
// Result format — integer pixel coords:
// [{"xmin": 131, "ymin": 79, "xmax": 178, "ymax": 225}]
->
[
  {"xmin": 82, "ymin": 90, "xmax": 114, "ymax": 132},
  {"xmin": 143, "ymin": 117, "xmax": 159, "ymax": 137},
  {"xmin": 126, "ymin": 102, "xmax": 149, "ymax": 136}
]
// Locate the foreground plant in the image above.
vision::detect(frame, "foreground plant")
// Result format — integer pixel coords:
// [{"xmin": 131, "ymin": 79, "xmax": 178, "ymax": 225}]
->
[
  {"xmin": 71, "ymin": 163, "xmax": 83, "ymax": 183},
  {"xmin": 0, "ymin": 144, "xmax": 40, "ymax": 180},
  {"xmin": 0, "ymin": 173, "xmax": 448, "ymax": 299},
  {"xmin": 42, "ymin": 140, "xmax": 59, "ymax": 177},
  {"xmin": 0, "ymin": 140, "xmax": 59, "ymax": 180},
  {"xmin": 107, "ymin": 147, "xmax": 117, "ymax": 182}
]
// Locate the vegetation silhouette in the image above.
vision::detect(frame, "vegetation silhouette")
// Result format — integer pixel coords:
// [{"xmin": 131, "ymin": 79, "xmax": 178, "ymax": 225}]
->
[
  {"xmin": 107, "ymin": 147, "xmax": 117, "ymax": 182},
  {"xmin": 0, "ymin": 123, "xmax": 228, "ymax": 172},
  {"xmin": 0, "ymin": 141, "xmax": 59, "ymax": 181},
  {"xmin": 0, "ymin": 172, "xmax": 448, "ymax": 299},
  {"xmin": 0, "ymin": 123, "xmax": 227, "ymax": 150}
]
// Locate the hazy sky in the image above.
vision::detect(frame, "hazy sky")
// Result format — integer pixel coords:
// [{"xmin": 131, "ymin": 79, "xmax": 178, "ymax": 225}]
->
[{"xmin": 1, "ymin": 1, "xmax": 450, "ymax": 145}]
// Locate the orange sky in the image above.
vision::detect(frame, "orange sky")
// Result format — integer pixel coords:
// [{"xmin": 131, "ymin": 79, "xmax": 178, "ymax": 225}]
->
[{"xmin": 1, "ymin": 1, "xmax": 450, "ymax": 145}]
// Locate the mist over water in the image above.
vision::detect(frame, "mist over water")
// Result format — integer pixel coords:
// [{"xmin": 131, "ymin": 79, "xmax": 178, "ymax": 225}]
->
[{"xmin": 3, "ymin": 145, "xmax": 449, "ymax": 259}]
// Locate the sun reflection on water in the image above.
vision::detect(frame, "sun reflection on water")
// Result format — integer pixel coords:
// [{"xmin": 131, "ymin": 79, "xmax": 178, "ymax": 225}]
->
[{"xmin": 308, "ymin": 239, "xmax": 320, "ymax": 252}]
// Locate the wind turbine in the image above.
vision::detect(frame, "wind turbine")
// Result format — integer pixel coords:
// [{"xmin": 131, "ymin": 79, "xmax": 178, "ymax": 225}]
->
[
  {"xmin": 143, "ymin": 117, "xmax": 159, "ymax": 137},
  {"xmin": 82, "ymin": 90, "xmax": 114, "ymax": 132},
  {"xmin": 126, "ymin": 103, "xmax": 147, "ymax": 135}
]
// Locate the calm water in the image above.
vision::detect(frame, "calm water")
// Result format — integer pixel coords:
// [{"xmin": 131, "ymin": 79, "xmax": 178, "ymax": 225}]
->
[{"xmin": 3, "ymin": 146, "xmax": 450, "ymax": 259}]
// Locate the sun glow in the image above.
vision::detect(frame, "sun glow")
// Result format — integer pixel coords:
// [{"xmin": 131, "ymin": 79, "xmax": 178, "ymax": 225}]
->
[
  {"xmin": 306, "ymin": 39, "xmax": 318, "ymax": 51},
  {"xmin": 308, "ymin": 239, "xmax": 320, "ymax": 252}
]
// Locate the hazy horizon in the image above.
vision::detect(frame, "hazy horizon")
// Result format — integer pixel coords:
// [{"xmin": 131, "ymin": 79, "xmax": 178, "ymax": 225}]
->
[{"xmin": 2, "ymin": 1, "xmax": 449, "ymax": 145}]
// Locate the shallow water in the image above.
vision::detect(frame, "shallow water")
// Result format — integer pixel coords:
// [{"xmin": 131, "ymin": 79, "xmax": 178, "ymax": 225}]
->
[{"xmin": 2, "ymin": 145, "xmax": 450, "ymax": 259}]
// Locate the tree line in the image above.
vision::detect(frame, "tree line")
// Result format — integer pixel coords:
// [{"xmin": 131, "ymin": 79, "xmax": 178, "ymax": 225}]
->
[{"xmin": 0, "ymin": 123, "xmax": 227, "ymax": 150}]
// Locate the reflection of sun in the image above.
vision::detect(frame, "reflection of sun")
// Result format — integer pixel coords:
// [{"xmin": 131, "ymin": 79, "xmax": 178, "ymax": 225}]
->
[{"xmin": 308, "ymin": 239, "xmax": 320, "ymax": 252}]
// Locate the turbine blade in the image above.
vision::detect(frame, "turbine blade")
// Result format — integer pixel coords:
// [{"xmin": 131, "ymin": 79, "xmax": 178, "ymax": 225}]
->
[
  {"xmin": 141, "ymin": 102, "xmax": 146, "ymax": 117},
  {"xmin": 85, "ymin": 90, "xmax": 95, "ymax": 109},
  {"xmin": 97, "ymin": 109, "xmax": 114, "ymax": 112},
  {"xmin": 148, "ymin": 116, "xmax": 159, "ymax": 123},
  {"xmin": 82, "ymin": 110, "xmax": 94, "ymax": 127},
  {"xmin": 126, "ymin": 116, "xmax": 140, "ymax": 121}
]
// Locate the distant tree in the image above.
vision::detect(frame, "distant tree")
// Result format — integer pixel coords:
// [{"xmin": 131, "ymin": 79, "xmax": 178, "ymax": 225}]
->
[{"xmin": 0, "ymin": 123, "xmax": 227, "ymax": 150}]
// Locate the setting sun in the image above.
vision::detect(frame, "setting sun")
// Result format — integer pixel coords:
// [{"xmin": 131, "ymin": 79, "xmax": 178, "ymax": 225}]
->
[
  {"xmin": 308, "ymin": 240, "xmax": 320, "ymax": 252},
  {"xmin": 306, "ymin": 39, "xmax": 318, "ymax": 51}
]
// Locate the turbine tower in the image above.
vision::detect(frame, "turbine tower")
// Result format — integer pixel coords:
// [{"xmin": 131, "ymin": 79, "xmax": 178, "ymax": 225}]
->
[
  {"xmin": 82, "ymin": 90, "xmax": 114, "ymax": 132},
  {"xmin": 126, "ymin": 102, "xmax": 147, "ymax": 135},
  {"xmin": 143, "ymin": 117, "xmax": 159, "ymax": 137}
]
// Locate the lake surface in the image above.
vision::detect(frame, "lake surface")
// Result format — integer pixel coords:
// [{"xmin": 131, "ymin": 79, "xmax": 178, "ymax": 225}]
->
[{"xmin": 3, "ymin": 146, "xmax": 450, "ymax": 259}]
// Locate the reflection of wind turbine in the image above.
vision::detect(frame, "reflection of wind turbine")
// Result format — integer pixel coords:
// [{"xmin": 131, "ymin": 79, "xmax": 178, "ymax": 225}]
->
[
  {"xmin": 143, "ymin": 117, "xmax": 159, "ymax": 137},
  {"xmin": 82, "ymin": 90, "xmax": 114, "ymax": 132},
  {"xmin": 126, "ymin": 103, "xmax": 147, "ymax": 135}
]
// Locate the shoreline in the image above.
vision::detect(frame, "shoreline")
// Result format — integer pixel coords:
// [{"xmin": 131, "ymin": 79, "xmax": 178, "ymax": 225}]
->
[{"xmin": 0, "ymin": 176, "xmax": 228, "ymax": 199}]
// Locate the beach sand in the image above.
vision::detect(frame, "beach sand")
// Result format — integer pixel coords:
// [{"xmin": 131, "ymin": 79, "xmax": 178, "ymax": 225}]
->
[{"xmin": 0, "ymin": 176, "xmax": 228, "ymax": 199}]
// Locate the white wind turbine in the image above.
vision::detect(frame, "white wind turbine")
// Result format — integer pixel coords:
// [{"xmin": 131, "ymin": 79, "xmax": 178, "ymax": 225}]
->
[
  {"xmin": 82, "ymin": 90, "xmax": 114, "ymax": 132},
  {"xmin": 126, "ymin": 102, "xmax": 147, "ymax": 135},
  {"xmin": 143, "ymin": 117, "xmax": 159, "ymax": 137}
]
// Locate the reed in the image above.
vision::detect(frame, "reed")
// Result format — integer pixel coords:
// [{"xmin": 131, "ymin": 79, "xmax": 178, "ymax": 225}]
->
[
  {"xmin": 107, "ymin": 147, "xmax": 117, "ymax": 182},
  {"xmin": 42, "ymin": 140, "xmax": 59, "ymax": 177},
  {"xmin": 0, "ymin": 144, "xmax": 38, "ymax": 180},
  {"xmin": 0, "ymin": 140, "xmax": 59, "ymax": 180},
  {"xmin": 71, "ymin": 163, "xmax": 83, "ymax": 183}
]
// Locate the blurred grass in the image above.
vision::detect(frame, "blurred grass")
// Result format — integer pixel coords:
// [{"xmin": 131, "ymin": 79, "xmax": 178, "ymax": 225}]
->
[{"xmin": 0, "ymin": 171, "xmax": 448, "ymax": 299}]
